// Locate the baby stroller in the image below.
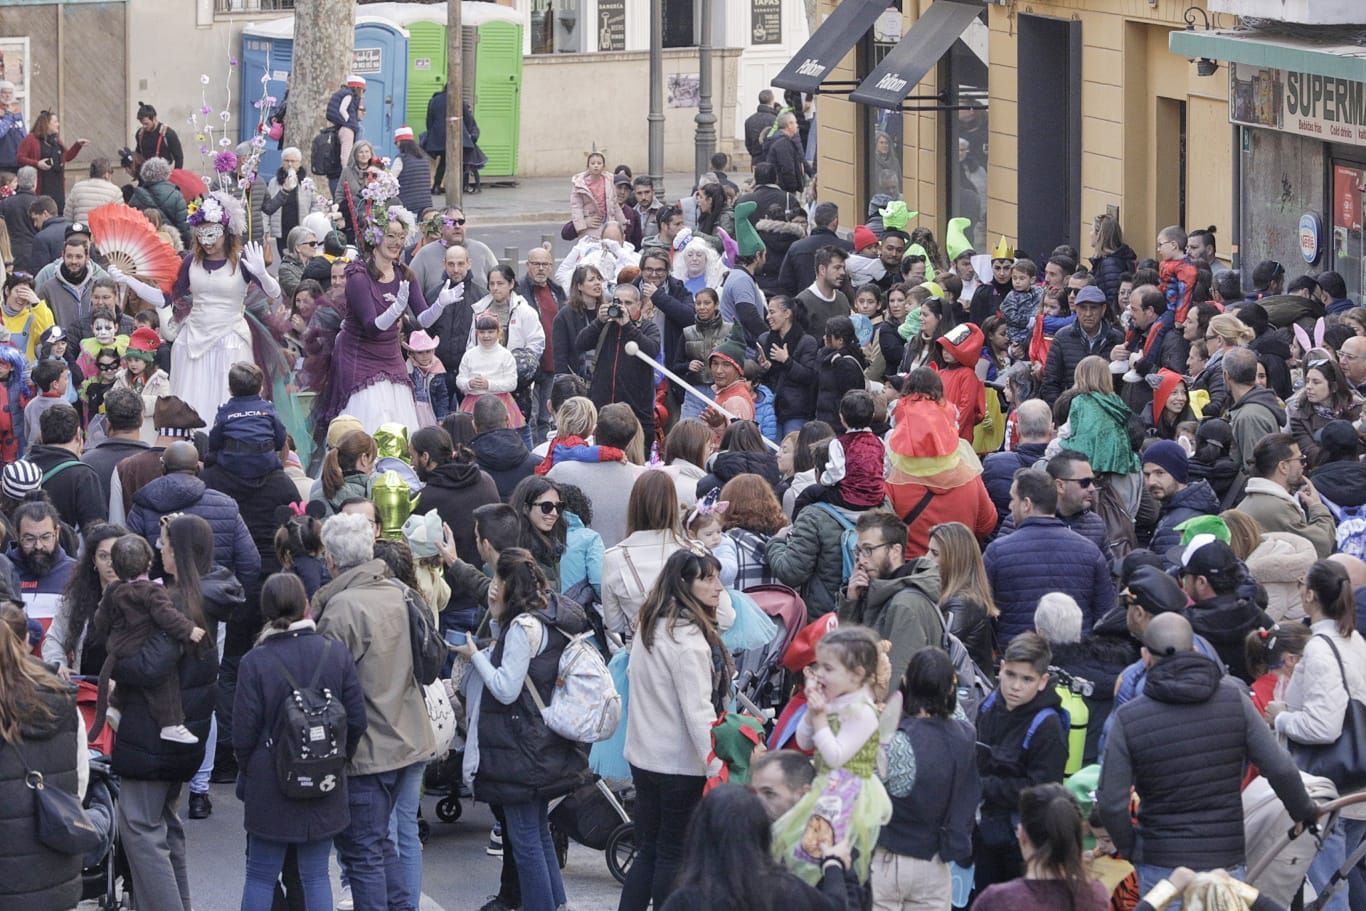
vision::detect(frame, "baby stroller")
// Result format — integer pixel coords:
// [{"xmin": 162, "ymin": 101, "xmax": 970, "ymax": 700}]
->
[
  {"xmin": 1245, "ymin": 779, "xmax": 1366, "ymax": 909},
  {"xmin": 81, "ymin": 753, "xmax": 126, "ymax": 909},
  {"xmin": 733, "ymin": 584, "xmax": 809, "ymax": 714},
  {"xmin": 549, "ymin": 776, "xmax": 636, "ymax": 885}
]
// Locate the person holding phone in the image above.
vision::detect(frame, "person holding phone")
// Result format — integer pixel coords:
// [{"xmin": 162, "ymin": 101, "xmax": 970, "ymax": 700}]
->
[{"xmin": 17, "ymin": 110, "xmax": 85, "ymax": 214}]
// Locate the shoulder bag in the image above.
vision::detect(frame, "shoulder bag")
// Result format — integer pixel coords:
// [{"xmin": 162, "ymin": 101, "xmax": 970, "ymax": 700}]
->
[
  {"xmin": 8, "ymin": 738, "xmax": 102, "ymax": 855},
  {"xmin": 1289, "ymin": 635, "xmax": 1366, "ymax": 792}
]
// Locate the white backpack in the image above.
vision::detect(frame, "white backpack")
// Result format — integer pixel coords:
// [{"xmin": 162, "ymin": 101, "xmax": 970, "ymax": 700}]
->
[{"xmin": 522, "ymin": 618, "xmax": 622, "ymax": 744}]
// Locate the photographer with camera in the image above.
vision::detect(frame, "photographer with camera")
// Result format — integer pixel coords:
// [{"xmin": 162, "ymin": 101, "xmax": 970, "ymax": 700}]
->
[{"xmin": 575, "ymin": 282, "xmax": 661, "ymax": 450}]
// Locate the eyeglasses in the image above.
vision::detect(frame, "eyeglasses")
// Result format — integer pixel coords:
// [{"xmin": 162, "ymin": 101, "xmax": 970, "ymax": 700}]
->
[
  {"xmin": 20, "ymin": 532, "xmax": 56, "ymax": 547},
  {"xmin": 1281, "ymin": 455, "xmax": 1308, "ymax": 465},
  {"xmin": 1061, "ymin": 476, "xmax": 1095, "ymax": 488},
  {"xmin": 854, "ymin": 541, "xmax": 897, "ymax": 559},
  {"xmin": 528, "ymin": 260, "xmax": 553, "ymax": 268},
  {"xmin": 532, "ymin": 501, "xmax": 563, "ymax": 516},
  {"xmin": 641, "ymin": 266, "xmax": 668, "ymax": 275}
]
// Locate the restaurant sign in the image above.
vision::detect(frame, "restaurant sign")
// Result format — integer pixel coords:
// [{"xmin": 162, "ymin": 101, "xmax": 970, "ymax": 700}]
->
[{"xmin": 1229, "ymin": 62, "xmax": 1366, "ymax": 147}]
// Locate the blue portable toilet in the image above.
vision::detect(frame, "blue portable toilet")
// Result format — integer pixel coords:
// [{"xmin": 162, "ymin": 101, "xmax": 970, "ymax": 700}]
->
[{"xmin": 240, "ymin": 15, "xmax": 410, "ymax": 177}]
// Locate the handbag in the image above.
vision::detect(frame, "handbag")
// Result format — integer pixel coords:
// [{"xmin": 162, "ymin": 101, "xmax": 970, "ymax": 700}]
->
[
  {"xmin": 9, "ymin": 739, "xmax": 103, "ymax": 855},
  {"xmin": 1289, "ymin": 635, "xmax": 1366, "ymax": 791},
  {"xmin": 423, "ymin": 679, "xmax": 457, "ymax": 758}
]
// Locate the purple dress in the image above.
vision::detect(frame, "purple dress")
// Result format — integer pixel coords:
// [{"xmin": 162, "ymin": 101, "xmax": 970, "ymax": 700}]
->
[{"xmin": 320, "ymin": 259, "xmax": 431, "ymax": 428}]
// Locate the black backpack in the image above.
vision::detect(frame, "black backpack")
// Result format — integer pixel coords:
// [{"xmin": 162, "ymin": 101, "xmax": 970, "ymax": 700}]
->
[
  {"xmin": 397, "ymin": 581, "xmax": 444, "ymax": 686},
  {"xmin": 310, "ymin": 127, "xmax": 342, "ymax": 179},
  {"xmin": 266, "ymin": 644, "xmax": 349, "ymax": 800}
]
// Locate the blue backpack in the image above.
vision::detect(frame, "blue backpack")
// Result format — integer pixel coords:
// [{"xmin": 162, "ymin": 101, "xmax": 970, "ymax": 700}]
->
[
  {"xmin": 811, "ymin": 503, "xmax": 858, "ymax": 585},
  {"xmin": 1323, "ymin": 495, "xmax": 1366, "ymax": 562},
  {"xmin": 980, "ymin": 690, "xmax": 1070, "ymax": 754}
]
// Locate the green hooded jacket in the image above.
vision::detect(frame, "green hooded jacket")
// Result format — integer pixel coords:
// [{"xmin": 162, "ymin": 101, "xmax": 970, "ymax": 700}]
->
[{"xmin": 1066, "ymin": 391, "xmax": 1141, "ymax": 475}]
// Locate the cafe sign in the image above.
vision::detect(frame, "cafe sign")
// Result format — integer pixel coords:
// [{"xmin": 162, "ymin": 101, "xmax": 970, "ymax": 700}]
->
[{"xmin": 1228, "ymin": 62, "xmax": 1366, "ymax": 147}]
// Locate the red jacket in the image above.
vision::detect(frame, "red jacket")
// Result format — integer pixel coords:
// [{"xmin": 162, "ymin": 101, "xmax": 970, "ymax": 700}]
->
[
  {"xmin": 934, "ymin": 323, "xmax": 986, "ymax": 443},
  {"xmin": 887, "ymin": 475, "xmax": 997, "ymax": 558},
  {"xmin": 17, "ymin": 134, "xmax": 83, "ymax": 169}
]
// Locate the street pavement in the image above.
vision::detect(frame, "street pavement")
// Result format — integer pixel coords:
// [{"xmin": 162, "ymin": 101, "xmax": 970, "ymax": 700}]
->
[{"xmin": 143, "ymin": 782, "xmax": 625, "ymax": 910}]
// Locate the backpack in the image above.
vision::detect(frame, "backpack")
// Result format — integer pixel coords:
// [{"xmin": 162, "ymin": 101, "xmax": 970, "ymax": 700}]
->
[
  {"xmin": 811, "ymin": 502, "xmax": 858, "ymax": 586},
  {"xmin": 397, "ymin": 581, "xmax": 445, "ymax": 687},
  {"xmin": 266, "ymin": 644, "xmax": 350, "ymax": 800},
  {"xmin": 1323, "ymin": 495, "xmax": 1366, "ymax": 561},
  {"xmin": 310, "ymin": 126, "xmax": 342, "ymax": 179},
  {"xmin": 943, "ymin": 628, "xmax": 993, "ymax": 722},
  {"xmin": 981, "ymin": 690, "xmax": 1071, "ymax": 758},
  {"xmin": 522, "ymin": 613, "xmax": 621, "ymax": 744}
]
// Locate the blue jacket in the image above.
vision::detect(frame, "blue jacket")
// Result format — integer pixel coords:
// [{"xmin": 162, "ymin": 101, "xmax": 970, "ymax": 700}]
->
[
  {"xmin": 207, "ymin": 394, "xmax": 286, "ymax": 479},
  {"xmin": 754, "ymin": 384, "xmax": 778, "ymax": 443},
  {"xmin": 981, "ymin": 443, "xmax": 1047, "ymax": 528},
  {"xmin": 1147, "ymin": 480, "xmax": 1221, "ymax": 554},
  {"xmin": 233, "ymin": 626, "xmax": 366, "ymax": 843},
  {"xmin": 559, "ymin": 511, "xmax": 604, "ymax": 602},
  {"xmin": 127, "ymin": 472, "xmax": 261, "ymax": 589},
  {"xmin": 325, "ymin": 87, "xmax": 361, "ymax": 133},
  {"xmin": 984, "ymin": 516, "xmax": 1114, "ymax": 644},
  {"xmin": 0, "ymin": 110, "xmax": 26, "ymax": 168}
]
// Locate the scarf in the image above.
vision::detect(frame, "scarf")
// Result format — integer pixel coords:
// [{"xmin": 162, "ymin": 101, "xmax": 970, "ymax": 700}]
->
[
  {"xmin": 533, "ymin": 434, "xmax": 626, "ymax": 476},
  {"xmin": 60, "ymin": 263, "xmax": 89, "ymax": 286}
]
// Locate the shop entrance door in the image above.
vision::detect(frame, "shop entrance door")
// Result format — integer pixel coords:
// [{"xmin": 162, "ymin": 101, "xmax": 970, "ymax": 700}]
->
[
  {"xmin": 1331, "ymin": 158, "xmax": 1366, "ymax": 304},
  {"xmin": 1016, "ymin": 14, "xmax": 1081, "ymax": 258}
]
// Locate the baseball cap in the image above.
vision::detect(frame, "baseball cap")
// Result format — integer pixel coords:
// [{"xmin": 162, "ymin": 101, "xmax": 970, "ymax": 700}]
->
[
  {"xmin": 1173, "ymin": 534, "xmax": 1239, "ymax": 580},
  {"xmin": 1074, "ymin": 286, "xmax": 1107, "ymax": 308}
]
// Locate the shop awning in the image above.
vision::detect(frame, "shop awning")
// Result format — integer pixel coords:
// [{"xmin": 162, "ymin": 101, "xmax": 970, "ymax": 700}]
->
[
  {"xmin": 772, "ymin": 0, "xmax": 893, "ymax": 94},
  {"xmin": 849, "ymin": 0, "xmax": 987, "ymax": 109},
  {"xmin": 1169, "ymin": 28, "xmax": 1366, "ymax": 83}
]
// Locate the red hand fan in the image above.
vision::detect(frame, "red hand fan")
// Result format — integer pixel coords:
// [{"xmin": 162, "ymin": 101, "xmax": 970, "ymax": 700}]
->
[{"xmin": 87, "ymin": 202, "xmax": 184, "ymax": 293}]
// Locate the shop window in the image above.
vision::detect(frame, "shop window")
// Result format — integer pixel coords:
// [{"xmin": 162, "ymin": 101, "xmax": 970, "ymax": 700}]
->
[
  {"xmin": 530, "ymin": 0, "xmax": 585, "ymax": 54},
  {"xmin": 663, "ymin": 0, "xmax": 697, "ymax": 49},
  {"xmin": 942, "ymin": 13, "xmax": 989, "ymax": 252},
  {"xmin": 862, "ymin": 5, "xmax": 905, "ymax": 204},
  {"xmin": 1333, "ymin": 160, "xmax": 1366, "ymax": 304}
]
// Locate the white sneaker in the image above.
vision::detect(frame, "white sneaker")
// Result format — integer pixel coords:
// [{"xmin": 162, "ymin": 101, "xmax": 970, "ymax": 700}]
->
[
  {"xmin": 336, "ymin": 887, "xmax": 354, "ymax": 911},
  {"xmin": 159, "ymin": 724, "xmax": 199, "ymax": 744},
  {"xmin": 105, "ymin": 707, "xmax": 121, "ymax": 732}
]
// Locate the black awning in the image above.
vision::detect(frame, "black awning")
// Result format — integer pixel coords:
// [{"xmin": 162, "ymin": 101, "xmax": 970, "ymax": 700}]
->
[
  {"xmin": 772, "ymin": 0, "xmax": 894, "ymax": 94},
  {"xmin": 849, "ymin": 0, "xmax": 986, "ymax": 109}
]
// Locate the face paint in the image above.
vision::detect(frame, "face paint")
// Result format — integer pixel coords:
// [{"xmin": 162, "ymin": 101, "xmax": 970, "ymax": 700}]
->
[
  {"xmin": 93, "ymin": 319, "xmax": 116, "ymax": 346},
  {"xmin": 194, "ymin": 224, "xmax": 225, "ymax": 247}
]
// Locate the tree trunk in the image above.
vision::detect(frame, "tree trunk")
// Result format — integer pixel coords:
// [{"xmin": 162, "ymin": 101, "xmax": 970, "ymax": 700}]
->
[{"xmin": 284, "ymin": 0, "xmax": 354, "ymax": 160}]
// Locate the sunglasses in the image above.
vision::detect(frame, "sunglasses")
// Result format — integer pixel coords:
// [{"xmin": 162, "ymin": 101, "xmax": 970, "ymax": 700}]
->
[
  {"xmin": 448, "ymin": 217, "xmax": 467, "ymax": 226},
  {"xmin": 1062, "ymin": 476, "xmax": 1095, "ymax": 488},
  {"xmin": 532, "ymin": 501, "xmax": 563, "ymax": 516}
]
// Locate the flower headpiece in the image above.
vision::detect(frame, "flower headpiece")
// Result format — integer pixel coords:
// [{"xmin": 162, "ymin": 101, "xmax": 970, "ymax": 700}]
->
[
  {"xmin": 358, "ymin": 170, "xmax": 417, "ymax": 251},
  {"xmin": 186, "ymin": 190, "xmax": 246, "ymax": 235},
  {"xmin": 684, "ymin": 488, "xmax": 729, "ymax": 531}
]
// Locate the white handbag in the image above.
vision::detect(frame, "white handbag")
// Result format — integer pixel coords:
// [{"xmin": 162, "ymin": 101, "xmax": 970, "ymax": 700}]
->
[{"xmin": 423, "ymin": 679, "xmax": 457, "ymax": 758}]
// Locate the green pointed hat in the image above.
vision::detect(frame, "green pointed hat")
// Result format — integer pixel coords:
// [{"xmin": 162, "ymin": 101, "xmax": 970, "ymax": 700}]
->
[
  {"xmin": 946, "ymin": 217, "xmax": 974, "ymax": 261},
  {"xmin": 734, "ymin": 201, "xmax": 765, "ymax": 257},
  {"xmin": 878, "ymin": 199, "xmax": 916, "ymax": 232},
  {"xmin": 903, "ymin": 242, "xmax": 933, "ymax": 276}
]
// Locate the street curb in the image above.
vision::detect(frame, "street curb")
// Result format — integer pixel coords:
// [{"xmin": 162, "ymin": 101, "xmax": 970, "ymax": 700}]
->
[{"xmin": 469, "ymin": 212, "xmax": 571, "ymax": 227}]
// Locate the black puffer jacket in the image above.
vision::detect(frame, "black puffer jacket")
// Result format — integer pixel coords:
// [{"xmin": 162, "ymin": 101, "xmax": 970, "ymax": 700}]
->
[
  {"xmin": 1050, "ymin": 636, "xmax": 1138, "ymax": 765},
  {"xmin": 470, "ymin": 428, "xmax": 538, "ymax": 500},
  {"xmin": 110, "ymin": 627, "xmax": 218, "ymax": 781},
  {"xmin": 1188, "ymin": 593, "xmax": 1272, "ymax": 683},
  {"xmin": 1099, "ymin": 651, "xmax": 1315, "ymax": 869},
  {"xmin": 475, "ymin": 594, "xmax": 591, "ymax": 805},
  {"xmin": 941, "ymin": 594, "xmax": 993, "ymax": 672},
  {"xmin": 1040, "ymin": 320, "xmax": 1124, "ymax": 404},
  {"xmin": 815, "ymin": 346, "xmax": 867, "ymax": 426},
  {"xmin": 758, "ymin": 324, "xmax": 820, "ymax": 423},
  {"xmin": 1148, "ymin": 480, "xmax": 1221, "ymax": 554},
  {"xmin": 1090, "ymin": 245, "xmax": 1137, "ymax": 305},
  {"xmin": 0, "ymin": 680, "xmax": 81, "ymax": 911},
  {"xmin": 697, "ymin": 449, "xmax": 781, "ymax": 501}
]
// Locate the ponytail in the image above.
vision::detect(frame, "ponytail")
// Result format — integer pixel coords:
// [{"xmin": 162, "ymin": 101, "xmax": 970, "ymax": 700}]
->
[
  {"xmin": 322, "ymin": 430, "xmax": 376, "ymax": 500},
  {"xmin": 259, "ymin": 573, "xmax": 309, "ymax": 633},
  {"xmin": 1018, "ymin": 784, "xmax": 1090, "ymax": 902},
  {"xmin": 495, "ymin": 547, "xmax": 549, "ymax": 620},
  {"xmin": 321, "ymin": 449, "xmax": 344, "ymax": 500},
  {"xmin": 1307, "ymin": 559, "xmax": 1357, "ymax": 638}
]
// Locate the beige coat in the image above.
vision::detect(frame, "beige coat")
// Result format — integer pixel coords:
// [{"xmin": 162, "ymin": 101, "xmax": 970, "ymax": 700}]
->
[
  {"xmin": 1245, "ymin": 532, "xmax": 1317, "ymax": 622},
  {"xmin": 314, "ymin": 560, "xmax": 435, "ymax": 775},
  {"xmin": 1237, "ymin": 478, "xmax": 1337, "ymax": 559}
]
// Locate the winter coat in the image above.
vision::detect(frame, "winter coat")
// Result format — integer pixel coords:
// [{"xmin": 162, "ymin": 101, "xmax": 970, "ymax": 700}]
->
[
  {"xmin": 1191, "ymin": 349, "xmax": 1230, "ymax": 418},
  {"xmin": 942, "ymin": 593, "xmax": 995, "ymax": 672},
  {"xmin": 1000, "ymin": 286, "xmax": 1042, "ymax": 347},
  {"xmin": 887, "ymin": 474, "xmax": 997, "ymax": 557},
  {"xmin": 634, "ymin": 274, "xmax": 693, "ymax": 370},
  {"xmin": 758, "ymin": 324, "xmax": 820, "ymax": 423},
  {"xmin": 1040, "ymin": 320, "xmax": 1124, "ymax": 404},
  {"xmin": 938, "ymin": 364, "xmax": 985, "ymax": 444},
  {"xmin": 1064, "ymin": 392, "xmax": 1141, "ymax": 476},
  {"xmin": 1228, "ymin": 386, "xmax": 1288, "ymax": 474},
  {"xmin": 1245, "ymin": 532, "xmax": 1316, "ymax": 623},
  {"xmin": 26, "ymin": 443, "xmax": 107, "ymax": 532},
  {"xmin": 743, "ymin": 105, "xmax": 779, "ymax": 158},
  {"xmin": 128, "ymin": 179, "xmax": 190, "ymax": 244},
  {"xmin": 1290, "ymin": 398, "xmax": 1363, "ymax": 466},
  {"xmin": 426, "ymin": 277, "xmax": 484, "ymax": 377},
  {"xmin": 1090, "ymin": 245, "xmax": 1137, "ymax": 304},
  {"xmin": 412, "ymin": 458, "xmax": 501, "ymax": 567},
  {"xmin": 201, "ymin": 464, "xmax": 299, "ymax": 582},
  {"xmin": 127, "ymin": 472, "xmax": 261, "ymax": 587},
  {"xmin": 766, "ymin": 500, "xmax": 860, "ymax": 618},
  {"xmin": 975, "ymin": 684, "xmax": 1068, "ymax": 824},
  {"xmin": 982, "ymin": 443, "xmax": 1047, "ymax": 527},
  {"xmin": 0, "ymin": 680, "xmax": 82, "ymax": 911},
  {"xmin": 18, "ymin": 134, "xmax": 84, "ymax": 209},
  {"xmin": 676, "ymin": 315, "xmax": 733, "ymax": 386},
  {"xmin": 63, "ymin": 177, "xmax": 123, "ymax": 224},
  {"xmin": 467, "ymin": 292, "xmax": 547, "ymax": 362},
  {"xmin": 626, "ymin": 611, "xmax": 724, "ymax": 777},
  {"xmin": 839, "ymin": 558, "xmax": 943, "ymax": 689},
  {"xmin": 755, "ymin": 219, "xmax": 805, "ymax": 297},
  {"xmin": 1052, "ymin": 636, "xmax": 1139, "ymax": 765},
  {"xmin": 996, "ymin": 507, "xmax": 1108, "ymax": 555},
  {"xmin": 0, "ymin": 188, "xmax": 38, "ymax": 271},
  {"xmin": 1187, "ymin": 593, "xmax": 1273, "ymax": 683},
  {"xmin": 1237, "ymin": 477, "xmax": 1337, "ymax": 559},
  {"xmin": 576, "ymin": 316, "xmax": 661, "ymax": 437},
  {"xmin": 1148, "ymin": 480, "xmax": 1221, "ymax": 554},
  {"xmin": 475, "ymin": 596, "xmax": 591, "ymax": 802},
  {"xmin": 28, "ymin": 218, "xmax": 73, "ymax": 275},
  {"xmin": 470, "ymin": 428, "xmax": 538, "ymax": 500},
  {"xmin": 984, "ymin": 517, "xmax": 1114, "ymax": 644},
  {"xmin": 552, "ymin": 305, "xmax": 593, "ymax": 378},
  {"xmin": 1190, "ymin": 449, "xmax": 1238, "ymax": 506},
  {"xmin": 263, "ymin": 170, "xmax": 318, "ymax": 240},
  {"xmin": 1274, "ymin": 622, "xmax": 1366, "ymax": 769},
  {"xmin": 314, "ymin": 561, "xmax": 436, "ymax": 775},
  {"xmin": 767, "ymin": 132, "xmax": 807, "ymax": 194},
  {"xmin": 569, "ymin": 171, "xmax": 622, "ymax": 238},
  {"xmin": 697, "ymin": 449, "xmax": 781, "ymax": 502},
  {"xmin": 777, "ymin": 227, "xmax": 852, "ymax": 298},
  {"xmin": 1098, "ymin": 651, "xmax": 1316, "ymax": 869},
  {"xmin": 109, "ymin": 616, "xmax": 218, "ymax": 781},
  {"xmin": 602, "ymin": 529, "xmax": 696, "ymax": 637},
  {"xmin": 233, "ymin": 624, "xmax": 367, "ymax": 842},
  {"xmin": 0, "ymin": 109, "xmax": 26, "ymax": 169},
  {"xmin": 814, "ymin": 346, "xmax": 866, "ymax": 427}
]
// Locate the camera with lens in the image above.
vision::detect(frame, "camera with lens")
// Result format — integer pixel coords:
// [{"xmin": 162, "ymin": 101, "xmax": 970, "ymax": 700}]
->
[{"xmin": 606, "ymin": 303, "xmax": 624, "ymax": 320}]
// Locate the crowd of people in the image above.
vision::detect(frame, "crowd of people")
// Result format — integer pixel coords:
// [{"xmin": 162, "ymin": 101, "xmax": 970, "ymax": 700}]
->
[{"xmin": 0, "ymin": 76, "xmax": 1364, "ymax": 911}]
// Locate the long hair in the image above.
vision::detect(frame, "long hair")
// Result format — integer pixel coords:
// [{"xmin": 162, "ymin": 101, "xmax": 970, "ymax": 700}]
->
[
  {"xmin": 322, "ymin": 430, "xmax": 376, "ymax": 500},
  {"xmin": 794, "ymin": 421, "xmax": 835, "ymax": 473},
  {"xmin": 568, "ymin": 264, "xmax": 607, "ymax": 314},
  {"xmin": 191, "ymin": 223, "xmax": 243, "ymax": 271},
  {"xmin": 899, "ymin": 646, "xmax": 957, "ymax": 718},
  {"xmin": 508, "ymin": 475, "xmax": 566, "ymax": 568},
  {"xmin": 1091, "ymin": 212, "xmax": 1124, "ymax": 256},
  {"xmin": 1219, "ymin": 509, "xmax": 1263, "ymax": 562},
  {"xmin": 664, "ymin": 418, "xmax": 712, "ymax": 469},
  {"xmin": 1299, "ymin": 355, "xmax": 1357, "ymax": 418},
  {"xmin": 164, "ymin": 515, "xmax": 210, "ymax": 631},
  {"xmin": 669, "ymin": 784, "xmax": 781, "ymax": 911},
  {"xmin": 637, "ymin": 550, "xmax": 727, "ymax": 665},
  {"xmin": 495, "ymin": 547, "xmax": 550, "ymax": 623},
  {"xmin": 31, "ymin": 110, "xmax": 57, "ymax": 139},
  {"xmin": 719, "ymin": 474, "xmax": 787, "ymax": 536},
  {"xmin": 1018, "ymin": 783, "xmax": 1093, "ymax": 902},
  {"xmin": 0, "ymin": 604, "xmax": 70, "ymax": 743},
  {"xmin": 695, "ymin": 183, "xmax": 728, "ymax": 236},
  {"xmin": 59, "ymin": 523, "xmax": 128, "ymax": 657},
  {"xmin": 259, "ymin": 573, "xmax": 309, "ymax": 633},
  {"xmin": 626, "ymin": 470, "xmax": 683, "ymax": 537},
  {"xmin": 1072, "ymin": 355, "xmax": 1114, "ymax": 395},
  {"xmin": 931, "ymin": 522, "xmax": 997, "ymax": 618}
]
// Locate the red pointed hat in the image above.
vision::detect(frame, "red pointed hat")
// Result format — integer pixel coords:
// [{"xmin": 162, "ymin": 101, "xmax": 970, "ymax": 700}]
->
[
  {"xmin": 885, "ymin": 394, "xmax": 983, "ymax": 489},
  {"xmin": 124, "ymin": 326, "xmax": 161, "ymax": 361}
]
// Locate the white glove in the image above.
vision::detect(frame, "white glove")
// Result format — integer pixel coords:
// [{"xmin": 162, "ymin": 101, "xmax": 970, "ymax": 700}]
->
[
  {"xmin": 375, "ymin": 280, "xmax": 410, "ymax": 332},
  {"xmin": 105, "ymin": 264, "xmax": 164, "ymax": 306},
  {"xmin": 242, "ymin": 241, "xmax": 282, "ymax": 300},
  {"xmin": 419, "ymin": 279, "xmax": 462, "ymax": 329}
]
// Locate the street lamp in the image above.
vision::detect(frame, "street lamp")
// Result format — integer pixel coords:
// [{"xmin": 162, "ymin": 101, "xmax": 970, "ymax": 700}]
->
[{"xmin": 693, "ymin": 0, "xmax": 716, "ymax": 184}]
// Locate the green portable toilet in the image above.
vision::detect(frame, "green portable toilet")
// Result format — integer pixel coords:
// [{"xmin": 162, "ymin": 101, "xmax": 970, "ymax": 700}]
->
[
  {"xmin": 467, "ymin": 9, "xmax": 522, "ymax": 178},
  {"xmin": 405, "ymin": 20, "xmax": 446, "ymax": 132}
]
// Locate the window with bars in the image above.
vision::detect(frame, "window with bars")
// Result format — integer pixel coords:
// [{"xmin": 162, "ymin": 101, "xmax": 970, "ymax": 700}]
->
[{"xmin": 215, "ymin": 0, "xmax": 295, "ymax": 14}]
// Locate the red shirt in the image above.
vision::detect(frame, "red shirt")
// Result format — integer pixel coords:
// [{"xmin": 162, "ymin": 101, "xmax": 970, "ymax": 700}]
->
[{"xmin": 530, "ymin": 282, "xmax": 558, "ymax": 371}]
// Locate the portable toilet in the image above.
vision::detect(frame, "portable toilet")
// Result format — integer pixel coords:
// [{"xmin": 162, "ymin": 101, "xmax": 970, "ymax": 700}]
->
[
  {"xmin": 465, "ymin": 3, "xmax": 522, "ymax": 177},
  {"xmin": 239, "ymin": 18, "xmax": 296, "ymax": 180}
]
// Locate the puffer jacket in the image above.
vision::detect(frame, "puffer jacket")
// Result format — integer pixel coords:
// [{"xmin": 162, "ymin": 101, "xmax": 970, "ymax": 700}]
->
[
  {"xmin": 0, "ymin": 681, "xmax": 82, "ymax": 911},
  {"xmin": 1099, "ymin": 651, "xmax": 1315, "ymax": 869},
  {"xmin": 984, "ymin": 517, "xmax": 1114, "ymax": 644},
  {"xmin": 1148, "ymin": 480, "xmax": 1221, "ymax": 554},
  {"xmin": 981, "ymin": 444, "xmax": 1047, "ymax": 527},
  {"xmin": 766, "ymin": 500, "xmax": 860, "ymax": 618},
  {"xmin": 675, "ymin": 315, "xmax": 733, "ymax": 386},
  {"xmin": 1245, "ymin": 532, "xmax": 1316, "ymax": 623},
  {"xmin": 839, "ymin": 558, "xmax": 943, "ymax": 688},
  {"xmin": 126, "ymin": 472, "xmax": 261, "ymax": 587},
  {"xmin": 1090, "ymin": 245, "xmax": 1137, "ymax": 304},
  {"xmin": 1040, "ymin": 320, "xmax": 1124, "ymax": 404},
  {"xmin": 697, "ymin": 448, "xmax": 781, "ymax": 501},
  {"xmin": 1052, "ymin": 635, "xmax": 1140, "ymax": 765},
  {"xmin": 996, "ymin": 507, "xmax": 1109, "ymax": 555},
  {"xmin": 263, "ymin": 168, "xmax": 318, "ymax": 239},
  {"xmin": 128, "ymin": 179, "xmax": 190, "ymax": 244},
  {"xmin": 467, "ymin": 292, "xmax": 546, "ymax": 361},
  {"xmin": 758, "ymin": 324, "xmax": 819, "ymax": 423},
  {"xmin": 63, "ymin": 177, "xmax": 123, "ymax": 224},
  {"xmin": 470, "ymin": 428, "xmax": 538, "ymax": 500},
  {"xmin": 815, "ymin": 346, "xmax": 866, "ymax": 426},
  {"xmin": 1188, "ymin": 593, "xmax": 1273, "ymax": 683}
]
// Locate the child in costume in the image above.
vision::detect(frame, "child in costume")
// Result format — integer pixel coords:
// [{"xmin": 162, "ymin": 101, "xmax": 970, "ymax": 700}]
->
[
  {"xmin": 77, "ymin": 305, "xmax": 129, "ymax": 380},
  {"xmin": 114, "ymin": 326, "xmax": 171, "ymax": 443},
  {"xmin": 405, "ymin": 329, "xmax": 450, "ymax": 427},
  {"xmin": 773, "ymin": 625, "xmax": 891, "ymax": 884}
]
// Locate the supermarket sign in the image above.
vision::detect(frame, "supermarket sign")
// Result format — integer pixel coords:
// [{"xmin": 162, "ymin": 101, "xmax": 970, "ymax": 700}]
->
[{"xmin": 1229, "ymin": 62, "xmax": 1366, "ymax": 147}]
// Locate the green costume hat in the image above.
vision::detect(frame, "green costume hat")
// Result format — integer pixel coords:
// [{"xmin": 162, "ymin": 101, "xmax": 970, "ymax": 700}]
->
[
  {"xmin": 1175, "ymin": 514, "xmax": 1232, "ymax": 545},
  {"xmin": 733, "ymin": 201, "xmax": 765, "ymax": 257},
  {"xmin": 946, "ymin": 217, "xmax": 974, "ymax": 261},
  {"xmin": 903, "ymin": 242, "xmax": 933, "ymax": 277},
  {"xmin": 878, "ymin": 199, "xmax": 916, "ymax": 232}
]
